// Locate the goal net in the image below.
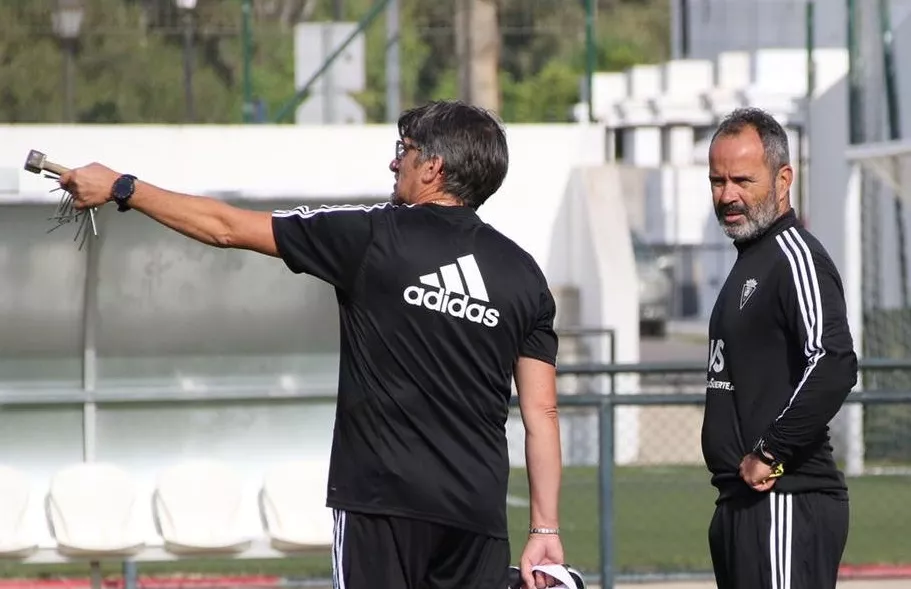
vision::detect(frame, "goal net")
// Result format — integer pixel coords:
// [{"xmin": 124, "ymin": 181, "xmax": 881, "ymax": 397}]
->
[{"xmin": 838, "ymin": 0, "xmax": 911, "ymax": 475}]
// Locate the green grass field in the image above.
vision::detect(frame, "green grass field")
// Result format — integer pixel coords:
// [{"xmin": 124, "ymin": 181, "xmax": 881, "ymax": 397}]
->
[
  {"xmin": 1, "ymin": 466, "xmax": 908, "ymax": 580},
  {"xmin": 507, "ymin": 465, "xmax": 911, "ymax": 575}
]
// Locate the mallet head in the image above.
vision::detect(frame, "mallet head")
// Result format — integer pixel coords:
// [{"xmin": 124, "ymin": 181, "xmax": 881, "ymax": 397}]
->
[{"xmin": 24, "ymin": 149, "xmax": 48, "ymax": 175}]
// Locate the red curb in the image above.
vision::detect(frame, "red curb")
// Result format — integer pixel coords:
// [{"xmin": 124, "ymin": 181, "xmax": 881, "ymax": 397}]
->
[
  {"xmin": 0, "ymin": 577, "xmax": 283, "ymax": 589},
  {"xmin": 1, "ymin": 566, "xmax": 911, "ymax": 588},
  {"xmin": 840, "ymin": 564, "xmax": 911, "ymax": 579}
]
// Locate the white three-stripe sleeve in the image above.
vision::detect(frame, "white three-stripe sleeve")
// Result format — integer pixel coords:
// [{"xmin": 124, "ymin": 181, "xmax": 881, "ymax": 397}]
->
[
  {"xmin": 762, "ymin": 228, "xmax": 857, "ymax": 462},
  {"xmin": 271, "ymin": 203, "xmax": 390, "ymax": 290}
]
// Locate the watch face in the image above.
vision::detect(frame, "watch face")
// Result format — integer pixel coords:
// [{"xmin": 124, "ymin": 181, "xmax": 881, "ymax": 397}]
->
[{"xmin": 114, "ymin": 175, "xmax": 134, "ymax": 199}]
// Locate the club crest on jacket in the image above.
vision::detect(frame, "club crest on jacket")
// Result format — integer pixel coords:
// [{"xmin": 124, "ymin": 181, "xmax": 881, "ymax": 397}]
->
[{"xmin": 740, "ymin": 278, "xmax": 758, "ymax": 310}]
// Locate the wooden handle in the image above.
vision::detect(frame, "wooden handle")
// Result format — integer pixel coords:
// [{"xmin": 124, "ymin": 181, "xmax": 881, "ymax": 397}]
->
[{"xmin": 43, "ymin": 160, "xmax": 71, "ymax": 176}]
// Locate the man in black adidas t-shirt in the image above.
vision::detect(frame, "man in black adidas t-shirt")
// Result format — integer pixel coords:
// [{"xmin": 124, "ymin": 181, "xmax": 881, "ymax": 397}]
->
[{"xmin": 59, "ymin": 100, "xmax": 565, "ymax": 589}]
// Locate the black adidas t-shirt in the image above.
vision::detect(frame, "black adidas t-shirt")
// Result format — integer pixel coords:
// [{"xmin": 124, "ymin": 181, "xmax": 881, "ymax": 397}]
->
[{"xmin": 271, "ymin": 202, "xmax": 558, "ymax": 538}]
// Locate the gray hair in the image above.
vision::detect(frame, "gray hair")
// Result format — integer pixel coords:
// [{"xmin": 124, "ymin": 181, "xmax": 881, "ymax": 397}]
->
[
  {"xmin": 397, "ymin": 100, "xmax": 509, "ymax": 209},
  {"xmin": 711, "ymin": 107, "xmax": 790, "ymax": 173}
]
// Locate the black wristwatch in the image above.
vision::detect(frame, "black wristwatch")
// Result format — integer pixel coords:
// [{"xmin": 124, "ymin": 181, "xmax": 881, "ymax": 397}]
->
[
  {"xmin": 752, "ymin": 438, "xmax": 784, "ymax": 473},
  {"xmin": 111, "ymin": 174, "xmax": 137, "ymax": 212}
]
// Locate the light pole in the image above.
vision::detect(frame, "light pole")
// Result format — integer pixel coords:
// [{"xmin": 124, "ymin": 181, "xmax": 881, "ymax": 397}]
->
[
  {"xmin": 174, "ymin": 0, "xmax": 197, "ymax": 123},
  {"xmin": 241, "ymin": 0, "xmax": 254, "ymax": 122},
  {"xmin": 51, "ymin": 0, "xmax": 84, "ymax": 123}
]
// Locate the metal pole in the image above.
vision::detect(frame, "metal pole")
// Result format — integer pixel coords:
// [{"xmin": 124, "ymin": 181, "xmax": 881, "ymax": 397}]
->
[
  {"xmin": 334, "ymin": 0, "xmax": 344, "ymax": 20},
  {"xmin": 81, "ymin": 207, "xmax": 100, "ymax": 464},
  {"xmin": 584, "ymin": 0, "xmax": 596, "ymax": 122},
  {"xmin": 90, "ymin": 563, "xmax": 102, "ymax": 589},
  {"xmin": 880, "ymin": 0, "xmax": 900, "ymax": 141},
  {"xmin": 182, "ymin": 10, "xmax": 196, "ymax": 123},
  {"xmin": 456, "ymin": 0, "xmax": 474, "ymax": 105},
  {"xmin": 806, "ymin": 1, "xmax": 815, "ymax": 97},
  {"xmin": 122, "ymin": 561, "xmax": 138, "ymax": 589},
  {"xmin": 679, "ymin": 0, "xmax": 689, "ymax": 58},
  {"xmin": 385, "ymin": 0, "xmax": 401, "ymax": 122},
  {"xmin": 878, "ymin": 0, "xmax": 908, "ymax": 308},
  {"xmin": 63, "ymin": 42, "xmax": 75, "ymax": 123},
  {"xmin": 799, "ymin": 0, "xmax": 814, "ymax": 222},
  {"xmin": 241, "ymin": 0, "xmax": 254, "ymax": 123},
  {"xmin": 598, "ymin": 397, "xmax": 615, "ymax": 589},
  {"xmin": 847, "ymin": 0, "xmax": 863, "ymax": 145}
]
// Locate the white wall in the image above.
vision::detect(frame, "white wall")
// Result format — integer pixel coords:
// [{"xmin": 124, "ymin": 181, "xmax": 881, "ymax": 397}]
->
[
  {"xmin": 545, "ymin": 165, "xmax": 642, "ymax": 464},
  {"xmin": 0, "ymin": 123, "xmax": 606, "ymax": 272},
  {"xmin": 0, "ymin": 121, "xmax": 648, "ymax": 489}
]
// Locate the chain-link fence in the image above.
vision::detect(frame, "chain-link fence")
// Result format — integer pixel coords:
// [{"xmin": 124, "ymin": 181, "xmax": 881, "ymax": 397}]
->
[{"xmin": 520, "ymin": 358, "xmax": 911, "ymax": 586}]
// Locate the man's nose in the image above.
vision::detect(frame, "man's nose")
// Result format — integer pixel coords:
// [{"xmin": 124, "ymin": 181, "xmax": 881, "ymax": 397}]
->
[
  {"xmin": 389, "ymin": 158, "xmax": 399, "ymax": 173},
  {"xmin": 718, "ymin": 183, "xmax": 741, "ymax": 203}
]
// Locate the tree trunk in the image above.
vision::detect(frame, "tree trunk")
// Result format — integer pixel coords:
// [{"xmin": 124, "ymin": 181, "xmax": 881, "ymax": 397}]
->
[{"xmin": 455, "ymin": 0, "xmax": 500, "ymax": 113}]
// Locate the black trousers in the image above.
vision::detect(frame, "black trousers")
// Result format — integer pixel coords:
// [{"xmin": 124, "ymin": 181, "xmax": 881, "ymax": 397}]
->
[
  {"xmin": 709, "ymin": 490, "xmax": 849, "ymax": 589},
  {"xmin": 331, "ymin": 509, "xmax": 511, "ymax": 589}
]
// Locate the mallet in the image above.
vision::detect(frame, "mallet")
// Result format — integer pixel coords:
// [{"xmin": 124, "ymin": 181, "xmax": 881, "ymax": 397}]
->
[
  {"xmin": 23, "ymin": 149, "xmax": 70, "ymax": 178},
  {"xmin": 22, "ymin": 148, "xmax": 97, "ymax": 246}
]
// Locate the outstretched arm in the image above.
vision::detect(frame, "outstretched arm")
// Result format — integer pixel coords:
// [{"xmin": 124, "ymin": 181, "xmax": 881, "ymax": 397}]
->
[
  {"xmin": 61, "ymin": 163, "xmax": 278, "ymax": 255},
  {"xmin": 61, "ymin": 162, "xmax": 379, "ymax": 292}
]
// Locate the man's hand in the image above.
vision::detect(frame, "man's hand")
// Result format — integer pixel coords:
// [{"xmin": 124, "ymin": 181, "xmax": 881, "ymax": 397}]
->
[
  {"xmin": 59, "ymin": 163, "xmax": 121, "ymax": 209},
  {"xmin": 520, "ymin": 534, "xmax": 564, "ymax": 589},
  {"xmin": 739, "ymin": 453, "xmax": 777, "ymax": 492}
]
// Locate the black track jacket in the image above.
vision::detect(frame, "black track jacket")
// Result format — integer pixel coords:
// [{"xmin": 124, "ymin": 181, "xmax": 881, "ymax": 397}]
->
[{"xmin": 701, "ymin": 209, "xmax": 858, "ymax": 501}]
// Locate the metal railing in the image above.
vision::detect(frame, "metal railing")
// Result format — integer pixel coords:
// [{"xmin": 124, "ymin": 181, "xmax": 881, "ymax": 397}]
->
[
  {"xmin": 541, "ymin": 358, "xmax": 911, "ymax": 588},
  {"xmin": 0, "ymin": 357, "xmax": 907, "ymax": 586}
]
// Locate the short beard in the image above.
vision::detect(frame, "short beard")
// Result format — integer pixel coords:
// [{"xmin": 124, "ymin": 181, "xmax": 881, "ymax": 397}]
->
[{"xmin": 716, "ymin": 188, "xmax": 779, "ymax": 242}]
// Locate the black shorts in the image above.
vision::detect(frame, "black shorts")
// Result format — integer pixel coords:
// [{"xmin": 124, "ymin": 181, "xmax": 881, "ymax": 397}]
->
[
  {"xmin": 331, "ymin": 509, "xmax": 511, "ymax": 589},
  {"xmin": 708, "ymin": 490, "xmax": 849, "ymax": 589}
]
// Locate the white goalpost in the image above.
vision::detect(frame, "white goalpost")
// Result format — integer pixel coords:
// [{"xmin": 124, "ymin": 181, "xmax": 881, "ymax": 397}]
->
[
  {"xmin": 843, "ymin": 138, "xmax": 911, "ymax": 476},
  {"xmin": 845, "ymin": 139, "xmax": 911, "ymax": 200}
]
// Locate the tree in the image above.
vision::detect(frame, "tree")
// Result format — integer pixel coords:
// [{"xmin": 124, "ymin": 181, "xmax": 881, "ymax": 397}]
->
[{"xmin": 0, "ymin": 0, "xmax": 670, "ymax": 125}]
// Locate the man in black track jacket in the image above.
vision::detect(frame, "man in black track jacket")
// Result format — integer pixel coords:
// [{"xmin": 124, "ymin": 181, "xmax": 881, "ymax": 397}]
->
[{"xmin": 702, "ymin": 107, "xmax": 858, "ymax": 589}]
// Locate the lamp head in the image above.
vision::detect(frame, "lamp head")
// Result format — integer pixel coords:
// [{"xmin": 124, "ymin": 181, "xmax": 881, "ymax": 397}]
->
[{"xmin": 51, "ymin": 0, "xmax": 84, "ymax": 40}]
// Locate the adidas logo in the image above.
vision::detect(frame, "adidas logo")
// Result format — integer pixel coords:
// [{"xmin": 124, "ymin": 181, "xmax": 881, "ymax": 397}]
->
[{"xmin": 403, "ymin": 254, "xmax": 500, "ymax": 327}]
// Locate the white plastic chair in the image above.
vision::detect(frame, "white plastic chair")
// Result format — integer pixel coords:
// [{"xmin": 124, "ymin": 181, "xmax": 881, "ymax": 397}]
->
[
  {"xmin": 0, "ymin": 465, "xmax": 38, "ymax": 558},
  {"xmin": 46, "ymin": 462, "xmax": 145, "ymax": 557},
  {"xmin": 259, "ymin": 459, "xmax": 334, "ymax": 552},
  {"xmin": 152, "ymin": 460, "xmax": 251, "ymax": 555}
]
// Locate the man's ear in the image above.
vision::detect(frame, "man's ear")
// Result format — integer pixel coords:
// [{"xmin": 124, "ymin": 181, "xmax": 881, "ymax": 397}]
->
[
  {"xmin": 420, "ymin": 155, "xmax": 444, "ymax": 184},
  {"xmin": 777, "ymin": 164, "xmax": 793, "ymax": 200}
]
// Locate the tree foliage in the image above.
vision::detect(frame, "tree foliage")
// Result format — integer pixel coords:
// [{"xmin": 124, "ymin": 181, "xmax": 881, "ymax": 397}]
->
[{"xmin": 0, "ymin": 0, "xmax": 669, "ymax": 124}]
